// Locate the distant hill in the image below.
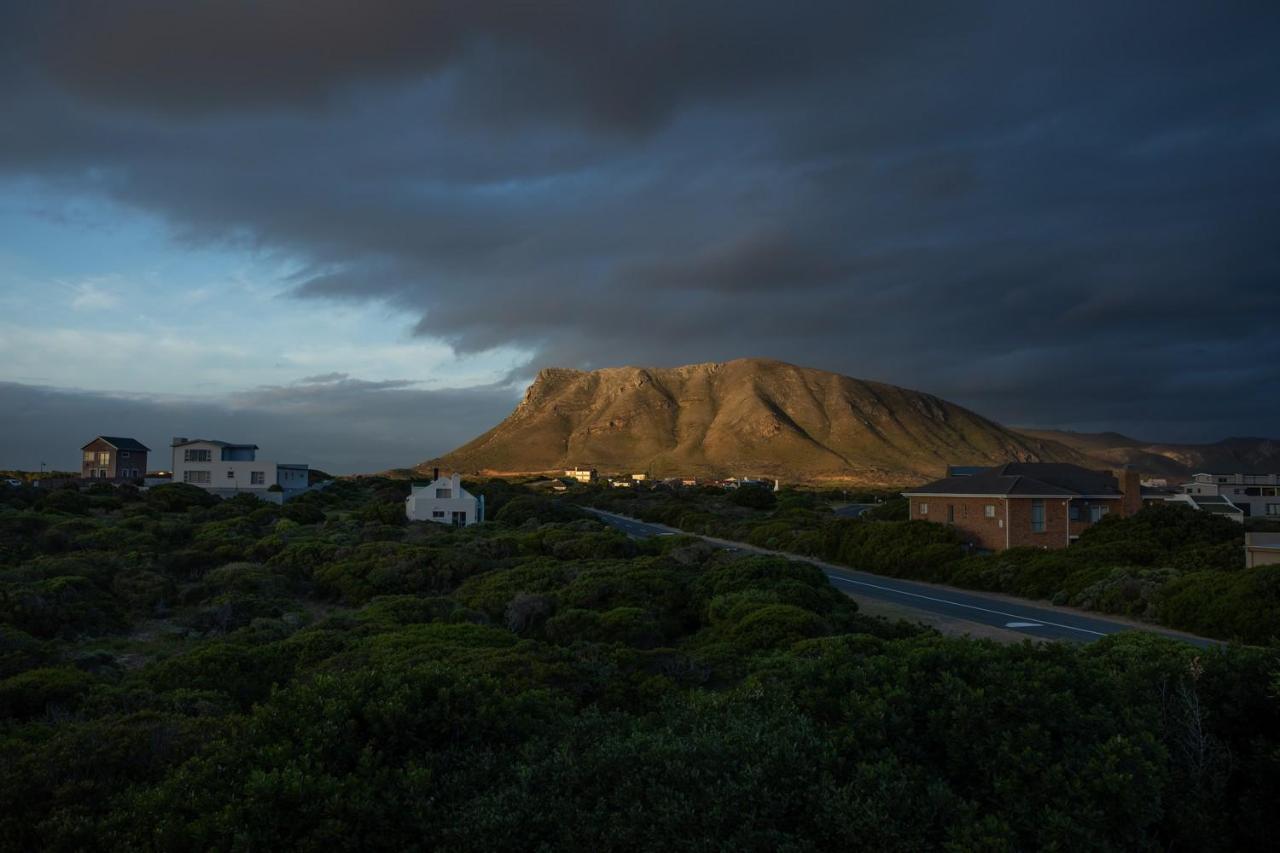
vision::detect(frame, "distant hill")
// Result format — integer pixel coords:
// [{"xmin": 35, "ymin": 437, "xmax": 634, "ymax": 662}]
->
[
  {"xmin": 1014, "ymin": 430, "xmax": 1280, "ymax": 480},
  {"xmin": 416, "ymin": 358, "xmax": 1089, "ymax": 485}
]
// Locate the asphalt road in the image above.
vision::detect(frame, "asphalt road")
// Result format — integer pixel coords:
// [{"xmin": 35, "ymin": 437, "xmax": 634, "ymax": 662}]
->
[
  {"xmin": 832, "ymin": 503, "xmax": 877, "ymax": 519},
  {"xmin": 582, "ymin": 507, "xmax": 1219, "ymax": 648}
]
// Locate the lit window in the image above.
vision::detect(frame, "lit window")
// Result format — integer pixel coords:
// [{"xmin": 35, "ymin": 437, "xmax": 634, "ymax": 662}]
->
[
  {"xmin": 1031, "ymin": 500, "xmax": 1045, "ymax": 533},
  {"xmin": 984, "ymin": 505, "xmax": 995, "ymax": 518}
]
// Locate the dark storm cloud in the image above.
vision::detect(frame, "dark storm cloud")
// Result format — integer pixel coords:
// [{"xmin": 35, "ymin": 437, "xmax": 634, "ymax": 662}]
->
[
  {"xmin": 0, "ymin": 379, "xmax": 516, "ymax": 474},
  {"xmin": 2, "ymin": 0, "xmax": 1278, "ymax": 443}
]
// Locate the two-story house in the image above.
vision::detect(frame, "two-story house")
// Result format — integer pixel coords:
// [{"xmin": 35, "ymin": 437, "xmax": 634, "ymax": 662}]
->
[
  {"xmin": 1181, "ymin": 472, "xmax": 1280, "ymax": 519},
  {"xmin": 80, "ymin": 436, "xmax": 150, "ymax": 481},
  {"xmin": 903, "ymin": 463, "xmax": 1144, "ymax": 551},
  {"xmin": 170, "ymin": 437, "xmax": 309, "ymax": 495},
  {"xmin": 405, "ymin": 471, "xmax": 483, "ymax": 526}
]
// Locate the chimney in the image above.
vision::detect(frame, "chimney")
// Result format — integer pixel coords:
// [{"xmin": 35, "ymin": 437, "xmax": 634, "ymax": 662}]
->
[
  {"xmin": 433, "ymin": 467, "xmax": 440, "ymax": 482},
  {"xmin": 1114, "ymin": 466, "xmax": 1143, "ymax": 517}
]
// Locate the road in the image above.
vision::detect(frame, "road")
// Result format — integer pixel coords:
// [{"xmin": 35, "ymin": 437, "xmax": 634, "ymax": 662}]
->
[
  {"xmin": 582, "ymin": 507, "xmax": 1219, "ymax": 648},
  {"xmin": 832, "ymin": 503, "xmax": 877, "ymax": 519}
]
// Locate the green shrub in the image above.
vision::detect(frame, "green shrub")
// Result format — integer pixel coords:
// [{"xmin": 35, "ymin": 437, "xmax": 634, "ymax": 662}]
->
[{"xmin": 0, "ymin": 666, "xmax": 94, "ymax": 718}]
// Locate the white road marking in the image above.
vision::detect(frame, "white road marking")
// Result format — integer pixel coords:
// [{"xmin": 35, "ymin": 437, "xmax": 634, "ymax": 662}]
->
[
  {"xmin": 823, "ymin": 574, "xmax": 1109, "ymax": 638},
  {"xmin": 586, "ymin": 506, "xmax": 1111, "ymax": 640}
]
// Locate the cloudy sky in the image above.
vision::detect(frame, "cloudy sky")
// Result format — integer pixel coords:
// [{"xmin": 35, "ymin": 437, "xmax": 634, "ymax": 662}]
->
[{"xmin": 1, "ymin": 1, "xmax": 1277, "ymax": 473}]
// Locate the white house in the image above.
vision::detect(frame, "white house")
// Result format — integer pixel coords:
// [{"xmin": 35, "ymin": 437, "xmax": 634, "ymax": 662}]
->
[
  {"xmin": 170, "ymin": 438, "xmax": 310, "ymax": 497},
  {"xmin": 406, "ymin": 472, "xmax": 483, "ymax": 526},
  {"xmin": 1182, "ymin": 472, "xmax": 1280, "ymax": 519}
]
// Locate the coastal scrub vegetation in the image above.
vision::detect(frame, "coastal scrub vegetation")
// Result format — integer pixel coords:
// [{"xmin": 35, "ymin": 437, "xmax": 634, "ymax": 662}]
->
[
  {"xmin": 583, "ymin": 487, "xmax": 1277, "ymax": 644},
  {"xmin": 0, "ymin": 478, "xmax": 1277, "ymax": 850}
]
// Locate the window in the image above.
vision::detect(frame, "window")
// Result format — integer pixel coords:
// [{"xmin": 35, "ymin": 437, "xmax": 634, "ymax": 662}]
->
[
  {"xmin": 184, "ymin": 449, "xmax": 212, "ymax": 462},
  {"xmin": 250, "ymin": 471, "xmax": 265, "ymax": 485},
  {"xmin": 962, "ymin": 504, "xmax": 969, "ymax": 519},
  {"xmin": 985, "ymin": 505, "xmax": 996, "ymax": 518},
  {"xmin": 946, "ymin": 504, "xmax": 955, "ymax": 523},
  {"xmin": 1089, "ymin": 505, "xmax": 1109, "ymax": 523},
  {"xmin": 432, "ymin": 510, "xmax": 445, "ymax": 518},
  {"xmin": 121, "ymin": 451, "xmax": 130, "ymax": 458},
  {"xmin": 1069, "ymin": 504, "xmax": 1081, "ymax": 521},
  {"xmin": 1267, "ymin": 504, "xmax": 1280, "ymax": 517},
  {"xmin": 97, "ymin": 451, "xmax": 110, "ymax": 464},
  {"xmin": 919, "ymin": 502, "xmax": 928, "ymax": 516},
  {"xmin": 83, "ymin": 451, "xmax": 95, "ymax": 461},
  {"xmin": 227, "ymin": 469, "xmax": 236, "ymax": 479},
  {"xmin": 1030, "ymin": 500, "xmax": 1045, "ymax": 533},
  {"xmin": 436, "ymin": 488, "xmax": 452, "ymax": 499},
  {"xmin": 1218, "ymin": 477, "xmax": 1228, "ymax": 483},
  {"xmin": 1265, "ymin": 487, "xmax": 1279, "ymax": 497},
  {"xmin": 184, "ymin": 470, "xmax": 210, "ymax": 484}
]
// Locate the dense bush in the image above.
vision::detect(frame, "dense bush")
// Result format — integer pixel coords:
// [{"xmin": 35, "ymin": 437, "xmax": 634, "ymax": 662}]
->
[{"xmin": 1, "ymin": 475, "xmax": 1277, "ymax": 850}]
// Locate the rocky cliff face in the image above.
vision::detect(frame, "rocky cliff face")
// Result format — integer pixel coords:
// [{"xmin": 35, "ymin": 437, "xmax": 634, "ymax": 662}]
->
[{"xmin": 420, "ymin": 358, "xmax": 1083, "ymax": 485}]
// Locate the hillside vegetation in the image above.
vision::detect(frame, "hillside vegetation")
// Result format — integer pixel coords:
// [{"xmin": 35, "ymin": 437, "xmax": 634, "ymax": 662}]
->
[
  {"xmin": 422, "ymin": 358, "xmax": 1084, "ymax": 485},
  {"xmin": 1, "ymin": 479, "xmax": 1277, "ymax": 850}
]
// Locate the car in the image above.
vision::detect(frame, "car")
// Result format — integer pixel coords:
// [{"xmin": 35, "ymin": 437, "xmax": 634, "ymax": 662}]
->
[{"xmin": 3, "ymin": 478, "xmax": 24, "ymax": 487}]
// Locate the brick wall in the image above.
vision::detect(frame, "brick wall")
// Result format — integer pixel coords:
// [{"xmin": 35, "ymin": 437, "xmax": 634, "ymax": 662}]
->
[
  {"xmin": 908, "ymin": 496, "xmax": 1009, "ymax": 551},
  {"xmin": 1006, "ymin": 497, "xmax": 1072, "ymax": 549}
]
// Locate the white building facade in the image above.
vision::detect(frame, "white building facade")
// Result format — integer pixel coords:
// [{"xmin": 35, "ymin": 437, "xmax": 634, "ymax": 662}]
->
[
  {"xmin": 170, "ymin": 438, "xmax": 310, "ymax": 497},
  {"xmin": 406, "ymin": 473, "xmax": 483, "ymax": 526},
  {"xmin": 1183, "ymin": 472, "xmax": 1280, "ymax": 519}
]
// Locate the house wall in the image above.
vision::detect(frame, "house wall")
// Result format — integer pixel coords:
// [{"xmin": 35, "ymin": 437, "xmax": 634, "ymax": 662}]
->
[
  {"xmin": 276, "ymin": 466, "xmax": 309, "ymax": 489},
  {"xmin": 910, "ymin": 495, "xmax": 1084, "ymax": 551},
  {"xmin": 173, "ymin": 442, "xmax": 278, "ymax": 490},
  {"xmin": 405, "ymin": 475, "xmax": 479, "ymax": 525},
  {"xmin": 1005, "ymin": 498, "xmax": 1073, "ymax": 549},
  {"xmin": 908, "ymin": 496, "xmax": 1008, "ymax": 551}
]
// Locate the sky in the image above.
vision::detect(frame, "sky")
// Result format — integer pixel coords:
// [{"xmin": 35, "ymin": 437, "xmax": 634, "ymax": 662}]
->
[{"xmin": 1, "ymin": 1, "xmax": 1277, "ymax": 473}]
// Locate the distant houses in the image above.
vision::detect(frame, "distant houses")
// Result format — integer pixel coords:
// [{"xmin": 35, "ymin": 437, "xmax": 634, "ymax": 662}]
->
[
  {"xmin": 406, "ymin": 471, "xmax": 483, "ymax": 526},
  {"xmin": 170, "ymin": 437, "xmax": 310, "ymax": 497},
  {"xmin": 1179, "ymin": 472, "xmax": 1279, "ymax": 520},
  {"xmin": 81, "ymin": 436, "xmax": 150, "ymax": 482},
  {"xmin": 565, "ymin": 467, "xmax": 598, "ymax": 484},
  {"xmin": 903, "ymin": 463, "xmax": 1145, "ymax": 552}
]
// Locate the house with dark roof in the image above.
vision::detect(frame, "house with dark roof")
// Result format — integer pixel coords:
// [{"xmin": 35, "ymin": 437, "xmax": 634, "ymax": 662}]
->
[
  {"xmin": 902, "ymin": 463, "xmax": 1144, "ymax": 551},
  {"xmin": 81, "ymin": 436, "xmax": 150, "ymax": 481}
]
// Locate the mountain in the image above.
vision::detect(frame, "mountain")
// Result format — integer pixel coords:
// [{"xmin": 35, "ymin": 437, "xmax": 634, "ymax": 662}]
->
[
  {"xmin": 1014, "ymin": 430, "xmax": 1280, "ymax": 481},
  {"xmin": 417, "ymin": 358, "xmax": 1089, "ymax": 485}
]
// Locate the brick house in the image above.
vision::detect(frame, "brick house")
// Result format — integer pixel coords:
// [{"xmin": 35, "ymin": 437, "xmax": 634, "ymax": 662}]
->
[
  {"xmin": 903, "ymin": 463, "xmax": 1143, "ymax": 551},
  {"xmin": 81, "ymin": 436, "xmax": 150, "ymax": 481}
]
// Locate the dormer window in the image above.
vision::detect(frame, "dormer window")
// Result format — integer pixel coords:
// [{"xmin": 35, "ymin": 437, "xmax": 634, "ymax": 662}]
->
[{"xmin": 436, "ymin": 488, "xmax": 452, "ymax": 499}]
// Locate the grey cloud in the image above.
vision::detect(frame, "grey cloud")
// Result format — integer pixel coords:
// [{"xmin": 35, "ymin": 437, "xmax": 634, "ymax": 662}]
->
[{"xmin": 1, "ymin": 1, "xmax": 1278, "ymax": 444}]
